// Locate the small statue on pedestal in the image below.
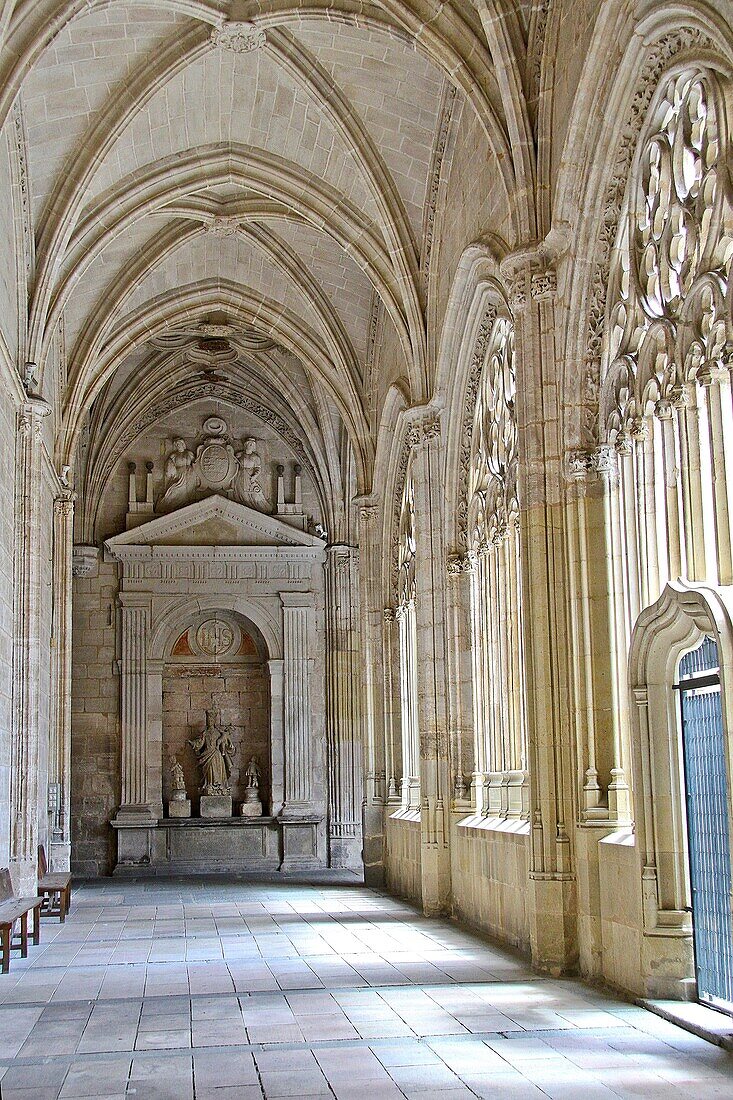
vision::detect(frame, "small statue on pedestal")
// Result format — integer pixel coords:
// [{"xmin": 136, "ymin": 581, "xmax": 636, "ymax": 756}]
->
[
  {"xmin": 240, "ymin": 756, "xmax": 263, "ymax": 817},
  {"xmin": 167, "ymin": 755, "xmax": 191, "ymax": 818},
  {"xmin": 189, "ymin": 709, "xmax": 235, "ymax": 818}
]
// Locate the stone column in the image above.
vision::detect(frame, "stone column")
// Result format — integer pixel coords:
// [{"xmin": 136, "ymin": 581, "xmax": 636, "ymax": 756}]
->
[
  {"xmin": 501, "ymin": 252, "xmax": 577, "ymax": 971},
  {"xmin": 408, "ymin": 408, "xmax": 452, "ymax": 915},
  {"xmin": 281, "ymin": 592, "xmax": 314, "ymax": 810},
  {"xmin": 115, "ymin": 595, "xmax": 154, "ymax": 821},
  {"xmin": 49, "ymin": 490, "xmax": 75, "ymax": 870},
  {"xmin": 268, "ymin": 659, "xmax": 285, "ymax": 814},
  {"xmin": 325, "ymin": 544, "xmax": 363, "ymax": 870},
  {"xmin": 356, "ymin": 499, "xmax": 386, "ymax": 886},
  {"xmin": 445, "ymin": 554, "xmax": 475, "ymax": 806},
  {"xmin": 10, "ymin": 397, "xmax": 52, "ymax": 894}
]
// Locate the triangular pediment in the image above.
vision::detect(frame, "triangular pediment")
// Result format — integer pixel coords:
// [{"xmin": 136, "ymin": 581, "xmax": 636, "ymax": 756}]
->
[{"xmin": 105, "ymin": 494, "xmax": 323, "ymax": 551}]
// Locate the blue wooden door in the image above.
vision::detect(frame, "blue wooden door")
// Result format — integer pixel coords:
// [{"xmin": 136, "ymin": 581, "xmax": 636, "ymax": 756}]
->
[{"xmin": 679, "ymin": 637, "xmax": 733, "ymax": 1011}]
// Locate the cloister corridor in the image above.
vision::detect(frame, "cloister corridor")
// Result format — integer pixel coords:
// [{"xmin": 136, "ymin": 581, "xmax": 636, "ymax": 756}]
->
[{"xmin": 0, "ymin": 877, "xmax": 731, "ymax": 1100}]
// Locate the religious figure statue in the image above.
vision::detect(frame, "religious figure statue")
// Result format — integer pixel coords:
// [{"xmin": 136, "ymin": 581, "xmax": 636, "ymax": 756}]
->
[
  {"xmin": 169, "ymin": 756, "xmax": 186, "ymax": 793},
  {"xmin": 244, "ymin": 756, "xmax": 261, "ymax": 790},
  {"xmin": 232, "ymin": 437, "xmax": 271, "ymax": 510},
  {"xmin": 188, "ymin": 709, "xmax": 235, "ymax": 795},
  {"xmin": 157, "ymin": 438, "xmax": 196, "ymax": 512}
]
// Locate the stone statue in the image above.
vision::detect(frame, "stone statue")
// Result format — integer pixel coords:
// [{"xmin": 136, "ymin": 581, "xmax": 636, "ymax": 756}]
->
[
  {"xmin": 188, "ymin": 709, "xmax": 235, "ymax": 795},
  {"xmin": 169, "ymin": 756, "xmax": 186, "ymax": 793},
  {"xmin": 233, "ymin": 438, "xmax": 271, "ymax": 510},
  {"xmin": 167, "ymin": 755, "xmax": 191, "ymax": 818},
  {"xmin": 240, "ymin": 755, "xmax": 263, "ymax": 818},
  {"xmin": 157, "ymin": 438, "xmax": 196, "ymax": 512},
  {"xmin": 244, "ymin": 756, "xmax": 261, "ymax": 790}
]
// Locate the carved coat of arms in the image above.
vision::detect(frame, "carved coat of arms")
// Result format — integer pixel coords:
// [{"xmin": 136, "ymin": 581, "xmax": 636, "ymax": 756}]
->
[{"xmin": 156, "ymin": 417, "xmax": 271, "ymax": 513}]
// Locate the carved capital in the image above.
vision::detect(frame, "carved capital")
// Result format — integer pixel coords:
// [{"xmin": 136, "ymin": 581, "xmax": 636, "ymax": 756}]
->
[
  {"xmin": 446, "ymin": 555, "xmax": 461, "ymax": 576},
  {"xmin": 654, "ymin": 397, "xmax": 673, "ymax": 420},
  {"xmin": 500, "ymin": 244, "xmax": 556, "ymax": 311},
  {"xmin": 54, "ymin": 491, "xmax": 76, "ymax": 519},
  {"xmin": 383, "ymin": 607, "xmax": 396, "ymax": 624},
  {"xmin": 530, "ymin": 269, "xmax": 557, "ymax": 300},
  {"xmin": 566, "ymin": 444, "xmax": 616, "ymax": 481},
  {"xmin": 629, "ymin": 416, "xmax": 649, "ymax": 443},
  {"xmin": 406, "ymin": 406, "xmax": 441, "ymax": 445},
  {"xmin": 210, "ymin": 21, "xmax": 266, "ymax": 53},
  {"xmin": 671, "ymin": 383, "xmax": 692, "ymax": 410},
  {"xmin": 18, "ymin": 397, "xmax": 51, "ymax": 438},
  {"xmin": 358, "ymin": 504, "xmax": 379, "ymax": 527}
]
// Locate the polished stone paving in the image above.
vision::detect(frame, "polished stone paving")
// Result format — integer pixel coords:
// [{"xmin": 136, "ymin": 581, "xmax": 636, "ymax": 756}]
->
[{"xmin": 0, "ymin": 876, "xmax": 732, "ymax": 1099}]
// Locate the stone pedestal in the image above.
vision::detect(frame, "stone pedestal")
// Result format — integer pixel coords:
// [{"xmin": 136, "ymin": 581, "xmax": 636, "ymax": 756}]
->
[
  {"xmin": 168, "ymin": 799, "xmax": 191, "ymax": 818},
  {"xmin": 200, "ymin": 795, "xmax": 232, "ymax": 818},
  {"xmin": 281, "ymin": 816, "xmax": 323, "ymax": 870},
  {"xmin": 239, "ymin": 799, "xmax": 263, "ymax": 817}
]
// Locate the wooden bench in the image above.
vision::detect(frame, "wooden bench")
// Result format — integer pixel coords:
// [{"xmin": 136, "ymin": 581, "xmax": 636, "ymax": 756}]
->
[
  {"xmin": 37, "ymin": 846, "xmax": 72, "ymax": 923},
  {"xmin": 0, "ymin": 868, "xmax": 43, "ymax": 974}
]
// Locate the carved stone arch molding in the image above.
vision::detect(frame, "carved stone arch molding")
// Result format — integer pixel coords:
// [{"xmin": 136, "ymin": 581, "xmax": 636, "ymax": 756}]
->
[
  {"xmin": 628, "ymin": 581, "xmax": 733, "ymax": 995},
  {"xmin": 434, "ymin": 244, "xmax": 511, "ymax": 557}
]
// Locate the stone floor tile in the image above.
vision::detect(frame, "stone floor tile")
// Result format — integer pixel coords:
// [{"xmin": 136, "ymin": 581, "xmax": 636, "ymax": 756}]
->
[
  {"xmin": 258, "ymin": 1070, "xmax": 330, "ymax": 1097},
  {"xmin": 195, "ymin": 1089, "xmax": 262, "ymax": 1100},
  {"xmin": 0, "ymin": 878, "xmax": 730, "ymax": 1100},
  {"xmin": 58, "ymin": 1056, "xmax": 132, "ymax": 1097}
]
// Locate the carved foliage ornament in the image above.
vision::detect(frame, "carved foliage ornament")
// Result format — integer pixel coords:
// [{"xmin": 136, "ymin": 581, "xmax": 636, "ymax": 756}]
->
[
  {"xmin": 397, "ymin": 458, "xmax": 417, "ymax": 608},
  {"xmin": 455, "ymin": 306, "xmax": 498, "ymax": 551},
  {"xmin": 389, "ymin": 412, "xmax": 440, "ymax": 602},
  {"xmin": 210, "ymin": 21, "xmax": 266, "ymax": 53},
  {"xmin": 467, "ymin": 317, "xmax": 519, "ymax": 549},
  {"xmin": 599, "ymin": 67, "xmax": 732, "ymax": 444}
]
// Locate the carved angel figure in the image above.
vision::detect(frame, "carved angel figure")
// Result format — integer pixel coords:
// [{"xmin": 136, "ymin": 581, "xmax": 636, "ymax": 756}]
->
[
  {"xmin": 157, "ymin": 438, "xmax": 196, "ymax": 512},
  {"xmin": 232, "ymin": 437, "xmax": 270, "ymax": 511}
]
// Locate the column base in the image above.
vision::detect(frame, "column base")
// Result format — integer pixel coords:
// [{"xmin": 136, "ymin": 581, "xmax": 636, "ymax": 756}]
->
[
  {"xmin": 9, "ymin": 858, "xmax": 36, "ymax": 896},
  {"xmin": 111, "ymin": 807, "xmax": 155, "ymax": 871},
  {"xmin": 328, "ymin": 834, "xmax": 363, "ymax": 872},
  {"xmin": 49, "ymin": 840, "xmax": 72, "ymax": 872}
]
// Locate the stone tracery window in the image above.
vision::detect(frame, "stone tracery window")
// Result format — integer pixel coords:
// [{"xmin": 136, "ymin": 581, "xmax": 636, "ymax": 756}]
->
[
  {"xmin": 601, "ymin": 68, "xmax": 733, "ymax": 633},
  {"xmin": 467, "ymin": 315, "xmax": 527, "ymax": 816},
  {"xmin": 396, "ymin": 458, "xmax": 420, "ymax": 809}
]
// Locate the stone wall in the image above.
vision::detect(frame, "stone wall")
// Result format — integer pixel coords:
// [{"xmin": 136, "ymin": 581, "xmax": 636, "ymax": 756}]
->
[
  {"xmin": 70, "ymin": 562, "xmax": 120, "ymax": 876},
  {"xmin": 451, "ymin": 820, "xmax": 530, "ymax": 954},
  {"xmin": 385, "ymin": 814, "xmax": 421, "ymax": 906}
]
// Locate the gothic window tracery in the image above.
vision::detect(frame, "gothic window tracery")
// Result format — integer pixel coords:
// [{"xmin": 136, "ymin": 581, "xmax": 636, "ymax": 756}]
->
[
  {"xmin": 600, "ymin": 68, "xmax": 733, "ymax": 626},
  {"xmin": 466, "ymin": 315, "xmax": 527, "ymax": 817}
]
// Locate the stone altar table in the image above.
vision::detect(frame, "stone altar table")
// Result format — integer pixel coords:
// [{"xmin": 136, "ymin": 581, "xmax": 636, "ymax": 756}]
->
[{"xmin": 112, "ymin": 816, "xmax": 281, "ymax": 874}]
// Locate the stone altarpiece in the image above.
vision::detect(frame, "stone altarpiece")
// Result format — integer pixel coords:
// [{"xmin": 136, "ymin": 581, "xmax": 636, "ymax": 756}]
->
[{"xmin": 104, "ymin": 493, "xmax": 327, "ymax": 873}]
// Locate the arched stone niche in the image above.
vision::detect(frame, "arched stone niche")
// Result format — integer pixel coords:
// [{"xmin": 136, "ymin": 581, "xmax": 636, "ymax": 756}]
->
[
  {"xmin": 627, "ymin": 581, "xmax": 733, "ymax": 997},
  {"xmin": 162, "ymin": 611, "xmax": 271, "ymax": 816},
  {"xmin": 105, "ymin": 493, "xmax": 327, "ymax": 874}
]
